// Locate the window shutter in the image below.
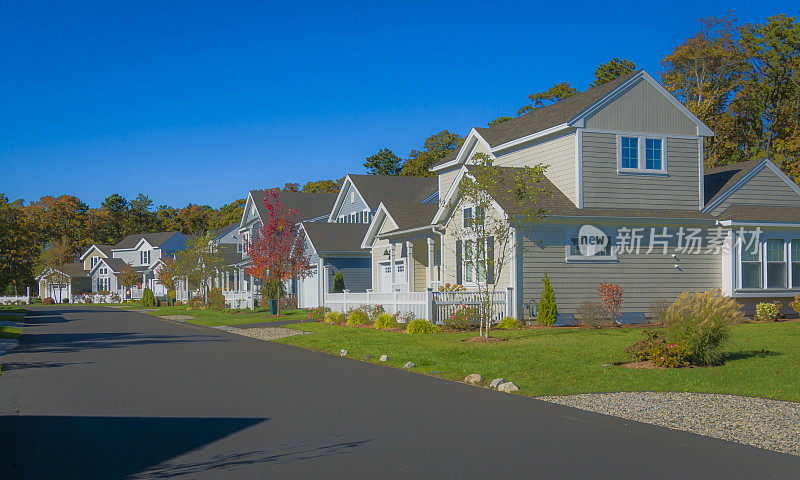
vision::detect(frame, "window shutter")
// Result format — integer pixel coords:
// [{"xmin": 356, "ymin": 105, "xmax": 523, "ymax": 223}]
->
[
  {"xmin": 486, "ymin": 236, "xmax": 495, "ymax": 284},
  {"xmin": 455, "ymin": 240, "xmax": 462, "ymax": 285}
]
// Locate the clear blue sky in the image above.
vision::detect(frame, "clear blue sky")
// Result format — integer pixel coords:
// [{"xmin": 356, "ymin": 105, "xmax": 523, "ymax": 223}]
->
[{"xmin": 1, "ymin": 1, "xmax": 796, "ymax": 208}]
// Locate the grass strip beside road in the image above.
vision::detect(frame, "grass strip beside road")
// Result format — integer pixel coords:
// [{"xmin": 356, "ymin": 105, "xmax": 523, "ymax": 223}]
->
[{"xmin": 275, "ymin": 321, "xmax": 800, "ymax": 402}]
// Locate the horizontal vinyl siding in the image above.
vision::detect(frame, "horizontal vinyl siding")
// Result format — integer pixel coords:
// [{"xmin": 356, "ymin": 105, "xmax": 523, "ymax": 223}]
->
[
  {"xmin": 335, "ymin": 182, "xmax": 370, "ymax": 219},
  {"xmin": 582, "ymin": 132, "xmax": 700, "ymax": 210},
  {"xmin": 413, "ymin": 239, "xmax": 428, "ymax": 292},
  {"xmin": 495, "ymin": 132, "xmax": 576, "ymax": 204},
  {"xmin": 438, "ymin": 167, "xmax": 460, "ymax": 205},
  {"xmin": 585, "ymin": 80, "xmax": 697, "ymax": 136},
  {"xmin": 711, "ymin": 168, "xmax": 800, "ymax": 215},
  {"xmin": 326, "ymin": 258, "xmax": 371, "ymax": 292},
  {"xmin": 518, "ymin": 224, "xmax": 721, "ymax": 318}
]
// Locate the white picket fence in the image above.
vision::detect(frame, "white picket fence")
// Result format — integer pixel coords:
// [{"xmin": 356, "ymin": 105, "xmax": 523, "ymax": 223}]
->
[
  {"xmin": 225, "ymin": 291, "xmax": 254, "ymax": 310},
  {"xmin": 324, "ymin": 287, "xmax": 515, "ymax": 324},
  {"xmin": 0, "ymin": 288, "xmax": 31, "ymax": 305}
]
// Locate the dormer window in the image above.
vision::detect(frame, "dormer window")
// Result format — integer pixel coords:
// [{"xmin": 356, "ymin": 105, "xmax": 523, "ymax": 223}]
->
[
  {"xmin": 91, "ymin": 256, "xmax": 99, "ymax": 268},
  {"xmin": 617, "ymin": 135, "xmax": 667, "ymax": 174}
]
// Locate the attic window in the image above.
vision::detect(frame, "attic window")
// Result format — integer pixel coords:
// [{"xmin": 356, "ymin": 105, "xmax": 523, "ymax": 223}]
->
[
  {"xmin": 617, "ymin": 135, "xmax": 667, "ymax": 174},
  {"xmin": 350, "ymin": 191, "xmax": 355, "ymax": 203}
]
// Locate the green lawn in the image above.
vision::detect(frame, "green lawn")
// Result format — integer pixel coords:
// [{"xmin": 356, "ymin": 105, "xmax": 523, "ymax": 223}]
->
[
  {"xmin": 0, "ymin": 326, "xmax": 22, "ymax": 339},
  {"xmin": 275, "ymin": 321, "xmax": 800, "ymax": 402},
  {"xmin": 142, "ymin": 305, "xmax": 309, "ymax": 327},
  {"xmin": 0, "ymin": 306, "xmax": 28, "ymax": 314}
]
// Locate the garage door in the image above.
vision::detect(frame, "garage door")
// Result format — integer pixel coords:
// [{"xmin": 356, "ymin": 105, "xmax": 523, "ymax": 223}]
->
[{"xmin": 299, "ymin": 266, "xmax": 319, "ymax": 308}]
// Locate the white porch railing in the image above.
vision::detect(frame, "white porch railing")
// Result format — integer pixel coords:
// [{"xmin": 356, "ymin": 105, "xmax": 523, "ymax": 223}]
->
[
  {"xmin": 129, "ymin": 288, "xmax": 144, "ymax": 300},
  {"xmin": 225, "ymin": 291, "xmax": 254, "ymax": 310},
  {"xmin": 324, "ymin": 287, "xmax": 515, "ymax": 324}
]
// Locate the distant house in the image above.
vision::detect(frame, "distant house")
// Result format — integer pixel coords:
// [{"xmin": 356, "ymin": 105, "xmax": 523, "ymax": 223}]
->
[{"xmin": 36, "ymin": 263, "xmax": 91, "ymax": 303}]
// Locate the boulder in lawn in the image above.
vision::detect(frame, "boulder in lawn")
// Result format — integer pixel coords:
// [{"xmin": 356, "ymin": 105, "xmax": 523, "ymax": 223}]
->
[
  {"xmin": 464, "ymin": 374, "xmax": 483, "ymax": 385},
  {"xmin": 497, "ymin": 381, "xmax": 519, "ymax": 393},
  {"xmin": 379, "ymin": 355, "xmax": 388, "ymax": 362},
  {"xmin": 403, "ymin": 361, "xmax": 416, "ymax": 369},
  {"xmin": 489, "ymin": 378, "xmax": 506, "ymax": 389},
  {"xmin": 340, "ymin": 349, "xmax": 348, "ymax": 357}
]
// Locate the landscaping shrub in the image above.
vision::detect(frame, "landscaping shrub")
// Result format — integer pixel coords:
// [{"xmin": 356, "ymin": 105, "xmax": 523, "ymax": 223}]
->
[
  {"xmin": 191, "ymin": 299, "xmax": 203, "ymax": 308},
  {"xmin": 362, "ymin": 304, "xmax": 385, "ymax": 322},
  {"xmin": 598, "ymin": 283, "xmax": 623, "ymax": 324},
  {"xmin": 791, "ymin": 295, "xmax": 800, "ymax": 317},
  {"xmin": 332, "ymin": 272, "xmax": 345, "ymax": 293},
  {"xmin": 648, "ymin": 299, "xmax": 671, "ymax": 324},
  {"xmin": 30, "ymin": 297, "xmax": 42, "ymax": 304},
  {"xmin": 207, "ymin": 287, "xmax": 225, "ymax": 311},
  {"xmin": 662, "ymin": 290, "xmax": 742, "ymax": 366},
  {"xmin": 374, "ymin": 313, "xmax": 399, "ymax": 329},
  {"xmin": 141, "ymin": 288, "xmax": 156, "ymax": 307},
  {"xmin": 306, "ymin": 306, "xmax": 330, "ymax": 321},
  {"xmin": 406, "ymin": 319, "xmax": 440, "ymax": 334},
  {"xmin": 575, "ymin": 301, "xmax": 610, "ymax": 327},
  {"xmin": 444, "ymin": 305, "xmax": 479, "ymax": 330},
  {"xmin": 62, "ymin": 298, "xmax": 69, "ymax": 304},
  {"xmin": 42, "ymin": 297, "xmax": 55, "ymax": 305},
  {"xmin": 325, "ymin": 311, "xmax": 346, "ymax": 325},
  {"xmin": 174, "ymin": 300, "xmax": 184, "ymax": 307},
  {"xmin": 755, "ymin": 301, "xmax": 781, "ymax": 321},
  {"xmin": 537, "ymin": 273, "xmax": 557, "ymax": 326},
  {"xmin": 4, "ymin": 284, "xmax": 15, "ymax": 295},
  {"xmin": 625, "ymin": 330, "xmax": 665, "ymax": 361},
  {"xmin": 648, "ymin": 342, "xmax": 692, "ymax": 368},
  {"xmin": 346, "ymin": 309, "xmax": 370, "ymax": 326},
  {"xmin": 496, "ymin": 317, "xmax": 523, "ymax": 330}
]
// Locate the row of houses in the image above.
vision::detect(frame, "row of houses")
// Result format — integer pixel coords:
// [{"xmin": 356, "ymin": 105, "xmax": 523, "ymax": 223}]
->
[{"xmin": 40, "ymin": 70, "xmax": 800, "ymax": 322}]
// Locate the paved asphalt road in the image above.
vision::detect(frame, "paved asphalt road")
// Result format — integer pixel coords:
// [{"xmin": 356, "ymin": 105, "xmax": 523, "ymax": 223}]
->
[{"xmin": 1, "ymin": 307, "xmax": 798, "ymax": 479}]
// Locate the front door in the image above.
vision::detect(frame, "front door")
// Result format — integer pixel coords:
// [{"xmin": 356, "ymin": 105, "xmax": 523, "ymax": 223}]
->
[{"xmin": 378, "ymin": 262, "xmax": 392, "ymax": 293}]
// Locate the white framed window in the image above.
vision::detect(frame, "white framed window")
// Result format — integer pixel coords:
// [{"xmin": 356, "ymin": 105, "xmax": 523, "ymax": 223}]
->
[
  {"xmin": 617, "ymin": 135, "xmax": 667, "ymax": 174},
  {"xmin": 766, "ymin": 239, "xmax": 786, "ymax": 288},
  {"xmin": 565, "ymin": 230, "xmax": 617, "ymax": 262},
  {"xmin": 91, "ymin": 256, "xmax": 99, "ymax": 268},
  {"xmin": 462, "ymin": 205, "xmax": 484, "ymax": 229},
  {"xmin": 350, "ymin": 191, "xmax": 355, "ymax": 203},
  {"xmin": 140, "ymin": 250, "xmax": 150, "ymax": 265},
  {"xmin": 740, "ymin": 241, "xmax": 761, "ymax": 288},
  {"xmin": 351, "ymin": 213, "xmax": 356, "ymax": 223},
  {"xmin": 363, "ymin": 210, "xmax": 370, "ymax": 223},
  {"xmin": 792, "ymin": 240, "xmax": 800, "ymax": 288},
  {"xmin": 462, "ymin": 238, "xmax": 487, "ymax": 284},
  {"xmin": 99, "ymin": 267, "xmax": 108, "ymax": 275}
]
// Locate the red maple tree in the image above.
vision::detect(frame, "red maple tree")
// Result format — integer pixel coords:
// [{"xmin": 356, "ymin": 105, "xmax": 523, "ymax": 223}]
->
[
  {"xmin": 598, "ymin": 283, "xmax": 624, "ymax": 325},
  {"xmin": 245, "ymin": 190, "xmax": 311, "ymax": 310}
]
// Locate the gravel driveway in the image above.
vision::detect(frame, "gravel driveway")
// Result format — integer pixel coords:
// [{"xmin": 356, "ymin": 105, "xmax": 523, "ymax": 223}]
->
[{"xmin": 538, "ymin": 392, "xmax": 800, "ymax": 456}]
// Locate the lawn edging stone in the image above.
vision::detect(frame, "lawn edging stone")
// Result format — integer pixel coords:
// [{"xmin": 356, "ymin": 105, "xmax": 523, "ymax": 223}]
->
[
  {"xmin": 489, "ymin": 378, "xmax": 507, "ymax": 389},
  {"xmin": 464, "ymin": 373, "xmax": 483, "ymax": 385}
]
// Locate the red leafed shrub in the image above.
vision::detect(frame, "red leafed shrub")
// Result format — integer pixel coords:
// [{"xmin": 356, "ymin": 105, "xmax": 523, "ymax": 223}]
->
[
  {"xmin": 598, "ymin": 283, "xmax": 623, "ymax": 324},
  {"xmin": 43, "ymin": 297, "xmax": 55, "ymax": 305}
]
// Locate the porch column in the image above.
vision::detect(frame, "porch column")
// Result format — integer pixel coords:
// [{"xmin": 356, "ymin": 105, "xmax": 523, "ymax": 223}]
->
[
  {"xmin": 406, "ymin": 241, "xmax": 414, "ymax": 292},
  {"xmin": 318, "ymin": 258, "xmax": 325, "ymax": 306},
  {"xmin": 389, "ymin": 243, "xmax": 396, "ymax": 292},
  {"xmin": 427, "ymin": 237, "xmax": 435, "ymax": 287}
]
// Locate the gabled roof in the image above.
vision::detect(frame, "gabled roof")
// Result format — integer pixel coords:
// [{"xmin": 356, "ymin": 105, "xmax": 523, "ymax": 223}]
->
[
  {"xmin": 703, "ymin": 159, "xmax": 765, "ymax": 206},
  {"xmin": 93, "ymin": 257, "xmax": 147, "ymax": 274},
  {"xmin": 381, "ymin": 202, "xmax": 439, "ymax": 231},
  {"xmin": 113, "ymin": 231, "xmax": 181, "ymax": 250},
  {"xmin": 37, "ymin": 262, "xmax": 90, "ymax": 279},
  {"xmin": 717, "ymin": 205, "xmax": 800, "ymax": 223},
  {"xmin": 211, "ymin": 222, "xmax": 238, "ymax": 240},
  {"xmin": 473, "ymin": 71, "xmax": 638, "ymax": 149},
  {"xmin": 433, "ymin": 70, "xmax": 713, "ymax": 170},
  {"xmin": 79, "ymin": 244, "xmax": 113, "ymax": 261},
  {"xmin": 217, "ymin": 244, "xmax": 243, "ymax": 267},
  {"xmin": 302, "ymin": 222, "xmax": 369, "ymax": 255},
  {"xmin": 248, "ymin": 190, "xmax": 337, "ymax": 224}
]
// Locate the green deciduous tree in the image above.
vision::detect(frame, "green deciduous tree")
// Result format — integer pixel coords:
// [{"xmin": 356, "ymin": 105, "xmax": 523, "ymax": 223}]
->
[
  {"xmin": 448, "ymin": 153, "xmax": 549, "ymax": 337},
  {"xmin": 401, "ymin": 130, "xmax": 464, "ymax": 177},
  {"xmin": 591, "ymin": 58, "xmax": 637, "ymax": 87},
  {"xmin": 176, "ymin": 232, "xmax": 226, "ymax": 305},
  {"xmin": 364, "ymin": 148, "xmax": 402, "ymax": 175},
  {"xmin": 489, "ymin": 116, "xmax": 513, "ymax": 127},
  {"xmin": 303, "ymin": 178, "xmax": 343, "ymax": 193},
  {"xmin": 518, "ymin": 82, "xmax": 578, "ymax": 116}
]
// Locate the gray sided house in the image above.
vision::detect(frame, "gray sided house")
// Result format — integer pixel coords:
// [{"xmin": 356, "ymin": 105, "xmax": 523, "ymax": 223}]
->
[
  {"xmin": 427, "ymin": 69, "xmax": 800, "ymax": 322},
  {"xmin": 297, "ymin": 222, "xmax": 370, "ymax": 308},
  {"xmin": 36, "ymin": 263, "xmax": 91, "ymax": 303},
  {"xmin": 328, "ymin": 174, "xmax": 439, "ymax": 224}
]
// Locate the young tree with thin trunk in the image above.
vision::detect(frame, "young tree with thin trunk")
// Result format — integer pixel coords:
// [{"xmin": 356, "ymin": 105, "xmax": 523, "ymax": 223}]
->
[
  {"xmin": 156, "ymin": 256, "xmax": 179, "ymax": 305},
  {"xmin": 245, "ymin": 190, "xmax": 312, "ymax": 314},
  {"xmin": 449, "ymin": 153, "xmax": 549, "ymax": 338},
  {"xmin": 39, "ymin": 236, "xmax": 72, "ymax": 302},
  {"xmin": 117, "ymin": 264, "xmax": 140, "ymax": 301},
  {"xmin": 176, "ymin": 233, "xmax": 225, "ymax": 305}
]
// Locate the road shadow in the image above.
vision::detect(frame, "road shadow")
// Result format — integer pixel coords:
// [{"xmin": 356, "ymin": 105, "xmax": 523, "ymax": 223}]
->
[
  {"xmin": 0, "ymin": 415, "xmax": 268, "ymax": 480},
  {"xmin": 13, "ymin": 331, "xmax": 226, "ymax": 354},
  {"xmin": 0, "ymin": 360, "xmax": 96, "ymax": 371}
]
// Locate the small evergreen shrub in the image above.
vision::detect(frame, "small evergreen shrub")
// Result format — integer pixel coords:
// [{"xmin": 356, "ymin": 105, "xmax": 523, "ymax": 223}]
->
[
  {"xmin": 207, "ymin": 287, "xmax": 225, "ymax": 311},
  {"xmin": 346, "ymin": 309, "xmax": 370, "ymax": 326},
  {"xmin": 141, "ymin": 288, "xmax": 156, "ymax": 307},
  {"xmin": 332, "ymin": 272, "xmax": 345, "ymax": 293},
  {"xmin": 374, "ymin": 313, "xmax": 399, "ymax": 329},
  {"xmin": 537, "ymin": 273, "xmax": 557, "ymax": 326},
  {"xmin": 662, "ymin": 290, "xmax": 742, "ymax": 366},
  {"xmin": 755, "ymin": 302, "xmax": 781, "ymax": 321},
  {"xmin": 62, "ymin": 297, "xmax": 69, "ymax": 303},
  {"xmin": 43, "ymin": 297, "xmax": 55, "ymax": 305},
  {"xmin": 30, "ymin": 297, "xmax": 42, "ymax": 304},
  {"xmin": 496, "ymin": 317, "xmax": 523, "ymax": 330},
  {"xmin": 406, "ymin": 319, "xmax": 440, "ymax": 334}
]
